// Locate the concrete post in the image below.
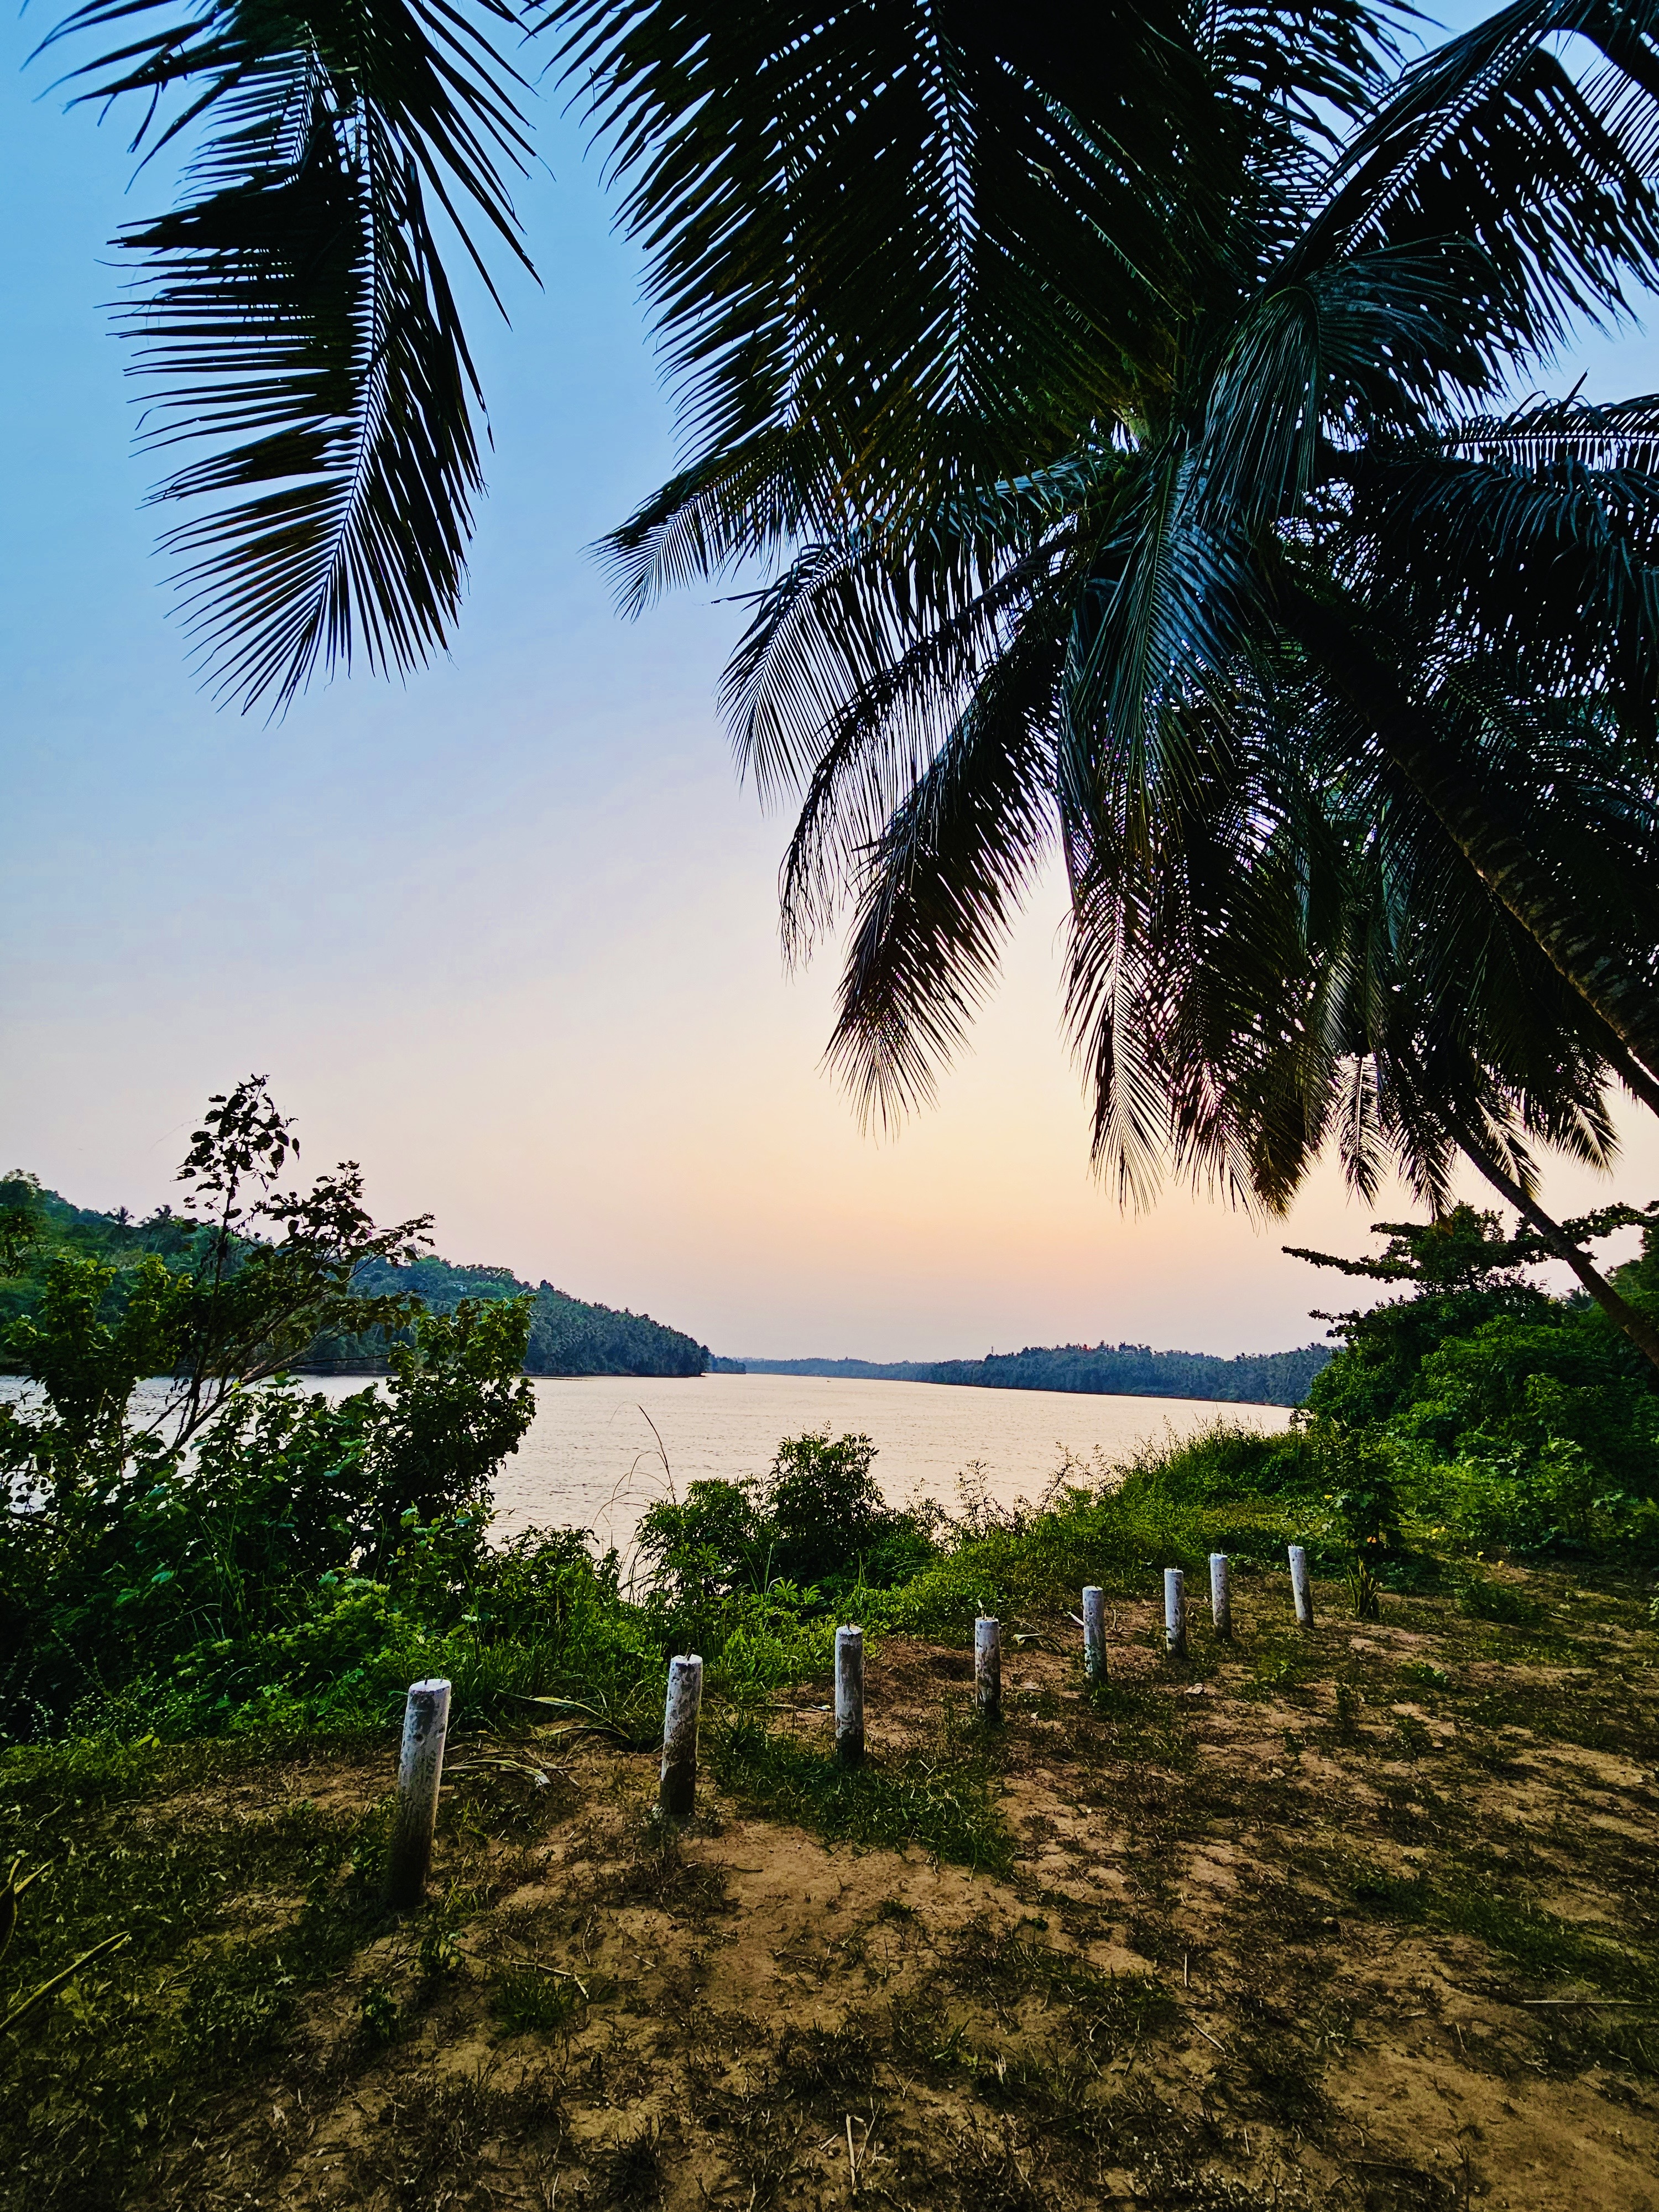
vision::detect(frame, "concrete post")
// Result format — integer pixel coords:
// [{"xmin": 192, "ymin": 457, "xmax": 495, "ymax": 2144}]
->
[
  {"xmin": 386, "ymin": 1678, "xmax": 450, "ymax": 1909},
  {"xmin": 659, "ymin": 1653, "xmax": 704, "ymax": 1819},
  {"xmin": 1289, "ymin": 1545, "xmax": 1314, "ymax": 1629},
  {"xmin": 975, "ymin": 1616, "xmax": 1002, "ymax": 1724},
  {"xmin": 1209, "ymin": 1553, "xmax": 1232, "ymax": 1641},
  {"xmin": 834, "ymin": 1625, "xmax": 865, "ymax": 1767},
  {"xmin": 1164, "ymin": 1568, "xmax": 1188, "ymax": 1658},
  {"xmin": 1082, "ymin": 1585, "xmax": 1108, "ymax": 1684}
]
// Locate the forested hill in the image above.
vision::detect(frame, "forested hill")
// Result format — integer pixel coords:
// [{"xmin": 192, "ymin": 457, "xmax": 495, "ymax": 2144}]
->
[
  {"xmin": 734, "ymin": 1340, "xmax": 1331, "ymax": 1406},
  {"xmin": 0, "ymin": 1181, "xmax": 709, "ymax": 1379},
  {"xmin": 315, "ymin": 1257, "xmax": 709, "ymax": 1378}
]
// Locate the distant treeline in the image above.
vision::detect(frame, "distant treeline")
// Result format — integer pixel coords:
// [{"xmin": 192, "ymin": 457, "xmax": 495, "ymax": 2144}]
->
[
  {"xmin": 1, "ymin": 1182, "xmax": 709, "ymax": 1379},
  {"xmin": 732, "ymin": 1340, "xmax": 1331, "ymax": 1406}
]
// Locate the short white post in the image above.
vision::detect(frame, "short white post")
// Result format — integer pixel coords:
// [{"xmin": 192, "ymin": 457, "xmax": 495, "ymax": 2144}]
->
[
  {"xmin": 660, "ymin": 1653, "xmax": 704, "ymax": 1819},
  {"xmin": 1164, "ymin": 1568, "xmax": 1188, "ymax": 1658},
  {"xmin": 834, "ymin": 1625, "xmax": 865, "ymax": 1767},
  {"xmin": 1209, "ymin": 1553, "xmax": 1232, "ymax": 1641},
  {"xmin": 1082, "ymin": 1586, "xmax": 1108, "ymax": 1684},
  {"xmin": 1289, "ymin": 1544, "xmax": 1314, "ymax": 1629},
  {"xmin": 387, "ymin": 1677, "xmax": 450, "ymax": 1909},
  {"xmin": 975, "ymin": 1616, "xmax": 1002, "ymax": 1725}
]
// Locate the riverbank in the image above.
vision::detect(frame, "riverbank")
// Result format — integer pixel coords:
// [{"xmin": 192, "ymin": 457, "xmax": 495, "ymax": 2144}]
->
[{"xmin": 5, "ymin": 1551, "xmax": 1655, "ymax": 2212}]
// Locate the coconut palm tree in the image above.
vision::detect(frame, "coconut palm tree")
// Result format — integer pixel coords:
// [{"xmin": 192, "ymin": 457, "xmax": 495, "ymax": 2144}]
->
[
  {"xmin": 40, "ymin": 0, "xmax": 1659, "ymax": 1276},
  {"xmin": 561, "ymin": 0, "xmax": 1659, "ymax": 1140}
]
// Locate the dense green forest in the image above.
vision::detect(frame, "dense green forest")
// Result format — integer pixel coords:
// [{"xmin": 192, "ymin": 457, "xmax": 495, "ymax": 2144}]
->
[
  {"xmin": 735, "ymin": 1342, "xmax": 1331, "ymax": 1406},
  {"xmin": 308, "ymin": 1256, "xmax": 708, "ymax": 1378},
  {"xmin": 0, "ymin": 1177, "xmax": 709, "ymax": 1379}
]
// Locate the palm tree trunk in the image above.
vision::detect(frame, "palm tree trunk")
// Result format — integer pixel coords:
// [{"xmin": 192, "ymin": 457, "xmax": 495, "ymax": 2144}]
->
[
  {"xmin": 1278, "ymin": 581, "xmax": 1659, "ymax": 1088},
  {"xmin": 1590, "ymin": 1024, "xmax": 1659, "ymax": 1123},
  {"xmin": 1453, "ymin": 1129, "xmax": 1659, "ymax": 1374}
]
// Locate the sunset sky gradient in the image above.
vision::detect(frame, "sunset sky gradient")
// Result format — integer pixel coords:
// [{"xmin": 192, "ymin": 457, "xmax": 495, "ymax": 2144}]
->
[{"xmin": 6, "ymin": 11, "xmax": 1658, "ymax": 1361}]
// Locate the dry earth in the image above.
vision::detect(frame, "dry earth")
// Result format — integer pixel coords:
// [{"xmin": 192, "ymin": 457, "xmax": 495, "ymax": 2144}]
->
[{"xmin": 4, "ymin": 1565, "xmax": 1657, "ymax": 2210}]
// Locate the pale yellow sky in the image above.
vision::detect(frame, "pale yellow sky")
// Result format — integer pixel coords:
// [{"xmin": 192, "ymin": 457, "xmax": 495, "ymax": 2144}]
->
[{"xmin": 12, "ymin": 787, "xmax": 1656, "ymax": 1359}]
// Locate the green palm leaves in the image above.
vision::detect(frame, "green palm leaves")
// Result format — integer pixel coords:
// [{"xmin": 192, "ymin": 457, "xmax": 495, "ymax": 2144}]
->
[
  {"xmin": 557, "ymin": 0, "xmax": 1659, "ymax": 1237},
  {"xmin": 38, "ymin": 0, "xmax": 533, "ymax": 709}
]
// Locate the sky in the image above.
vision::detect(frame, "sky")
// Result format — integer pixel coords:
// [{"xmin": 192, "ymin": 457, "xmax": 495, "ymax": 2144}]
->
[{"xmin": 4, "ymin": 13, "xmax": 1659, "ymax": 1363}]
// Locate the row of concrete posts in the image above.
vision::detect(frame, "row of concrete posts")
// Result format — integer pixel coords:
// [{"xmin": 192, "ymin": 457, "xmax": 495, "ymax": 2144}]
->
[
  {"xmin": 1159, "ymin": 1541, "xmax": 1314, "ymax": 1658},
  {"xmin": 384, "ymin": 1543, "xmax": 1319, "ymax": 1904}
]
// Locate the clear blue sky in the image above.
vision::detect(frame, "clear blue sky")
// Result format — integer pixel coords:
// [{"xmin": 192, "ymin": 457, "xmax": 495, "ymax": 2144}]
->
[{"xmin": 4, "ymin": 11, "xmax": 1657, "ymax": 1359}]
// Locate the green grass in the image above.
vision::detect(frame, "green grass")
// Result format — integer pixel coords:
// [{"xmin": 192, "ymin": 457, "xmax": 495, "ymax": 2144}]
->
[
  {"xmin": 1329, "ymin": 1849, "xmax": 1655, "ymax": 1996},
  {"xmin": 491, "ymin": 1963, "xmax": 585, "ymax": 2034},
  {"xmin": 708, "ymin": 1710, "xmax": 1014, "ymax": 1873},
  {"xmin": 942, "ymin": 1918, "xmax": 1176, "ymax": 2048},
  {"xmin": 1457, "ymin": 1574, "xmax": 1549, "ymax": 1627}
]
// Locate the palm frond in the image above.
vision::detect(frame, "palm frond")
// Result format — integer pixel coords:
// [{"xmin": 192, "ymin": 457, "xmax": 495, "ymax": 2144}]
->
[
  {"xmin": 40, "ymin": 0, "xmax": 533, "ymax": 710},
  {"xmin": 772, "ymin": 545, "xmax": 1073, "ymax": 960},
  {"xmin": 549, "ymin": 0, "xmax": 1212, "ymax": 508},
  {"xmin": 1303, "ymin": 0, "xmax": 1659, "ymax": 357},
  {"xmin": 822, "ymin": 626, "xmax": 1065, "ymax": 1130}
]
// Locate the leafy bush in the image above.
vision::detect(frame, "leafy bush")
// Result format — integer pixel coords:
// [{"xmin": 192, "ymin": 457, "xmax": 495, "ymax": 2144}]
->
[
  {"xmin": 1297, "ymin": 1208, "xmax": 1659, "ymax": 1556},
  {"xmin": 633, "ymin": 1428, "xmax": 941, "ymax": 1615}
]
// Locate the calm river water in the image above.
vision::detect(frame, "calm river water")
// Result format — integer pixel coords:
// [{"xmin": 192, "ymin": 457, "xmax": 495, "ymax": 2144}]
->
[
  {"xmin": 3, "ymin": 1372, "xmax": 1290, "ymax": 1551},
  {"xmin": 421, "ymin": 1373, "xmax": 1288, "ymax": 1548}
]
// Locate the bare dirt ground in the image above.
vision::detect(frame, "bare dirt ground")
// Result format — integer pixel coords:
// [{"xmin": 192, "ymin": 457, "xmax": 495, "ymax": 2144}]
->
[{"xmin": 6, "ymin": 1564, "xmax": 1657, "ymax": 2210}]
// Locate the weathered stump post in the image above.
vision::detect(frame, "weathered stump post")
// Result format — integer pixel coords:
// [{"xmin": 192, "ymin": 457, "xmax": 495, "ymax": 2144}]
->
[
  {"xmin": 659, "ymin": 1653, "xmax": 703, "ymax": 1819},
  {"xmin": 834, "ymin": 1625, "xmax": 865, "ymax": 1767},
  {"xmin": 386, "ymin": 1677, "xmax": 450, "ymax": 1910},
  {"xmin": 1209, "ymin": 1553, "xmax": 1232, "ymax": 1641},
  {"xmin": 1082, "ymin": 1586, "xmax": 1108, "ymax": 1684},
  {"xmin": 975, "ymin": 1616, "xmax": 1003, "ymax": 1725},
  {"xmin": 1288, "ymin": 1545, "xmax": 1314, "ymax": 1629},
  {"xmin": 1164, "ymin": 1568, "xmax": 1188, "ymax": 1659}
]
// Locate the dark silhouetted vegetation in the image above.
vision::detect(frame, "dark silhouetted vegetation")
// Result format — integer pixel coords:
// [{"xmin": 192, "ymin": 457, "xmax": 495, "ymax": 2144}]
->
[{"xmin": 308, "ymin": 1255, "xmax": 709, "ymax": 1378}]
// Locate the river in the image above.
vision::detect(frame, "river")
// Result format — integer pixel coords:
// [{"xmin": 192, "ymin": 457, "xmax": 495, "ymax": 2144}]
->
[{"xmin": 447, "ymin": 1373, "xmax": 1290, "ymax": 1548}]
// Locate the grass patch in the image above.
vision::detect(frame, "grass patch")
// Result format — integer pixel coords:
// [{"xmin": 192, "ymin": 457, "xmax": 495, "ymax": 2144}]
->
[
  {"xmin": 709, "ymin": 1712, "xmax": 1012, "ymax": 1873},
  {"xmin": 1457, "ymin": 1575, "xmax": 1548, "ymax": 1628},
  {"xmin": 1332, "ymin": 1850, "xmax": 1653, "ymax": 1995},
  {"xmin": 1084, "ymin": 1679, "xmax": 1201, "ymax": 1770},
  {"xmin": 1439, "ymin": 1884, "xmax": 1652, "ymax": 1995},
  {"xmin": 492, "ymin": 1963, "xmax": 585, "ymax": 2034},
  {"xmin": 944, "ymin": 1919, "xmax": 1176, "ymax": 2049}
]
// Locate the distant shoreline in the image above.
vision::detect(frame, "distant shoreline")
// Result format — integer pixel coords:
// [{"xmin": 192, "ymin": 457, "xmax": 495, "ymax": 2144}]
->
[
  {"xmin": 273, "ymin": 1340, "xmax": 1331, "ymax": 1412},
  {"xmin": 273, "ymin": 1364, "xmax": 1293, "ymax": 1412},
  {"xmin": 721, "ymin": 1342, "xmax": 1329, "ymax": 1410}
]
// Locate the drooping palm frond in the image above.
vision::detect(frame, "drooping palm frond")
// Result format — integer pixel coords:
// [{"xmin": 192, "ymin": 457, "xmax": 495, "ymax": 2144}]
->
[
  {"xmin": 822, "ymin": 615, "xmax": 1070, "ymax": 1128},
  {"xmin": 1343, "ymin": 395, "xmax": 1659, "ymax": 713},
  {"xmin": 38, "ymin": 0, "xmax": 534, "ymax": 710}
]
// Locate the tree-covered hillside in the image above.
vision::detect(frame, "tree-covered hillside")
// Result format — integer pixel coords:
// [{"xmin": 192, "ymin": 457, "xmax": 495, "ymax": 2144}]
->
[
  {"xmin": 925, "ymin": 1342, "xmax": 1331, "ymax": 1405},
  {"xmin": 1, "ymin": 1176, "xmax": 709, "ymax": 1379},
  {"xmin": 312, "ymin": 1256, "xmax": 709, "ymax": 1377}
]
